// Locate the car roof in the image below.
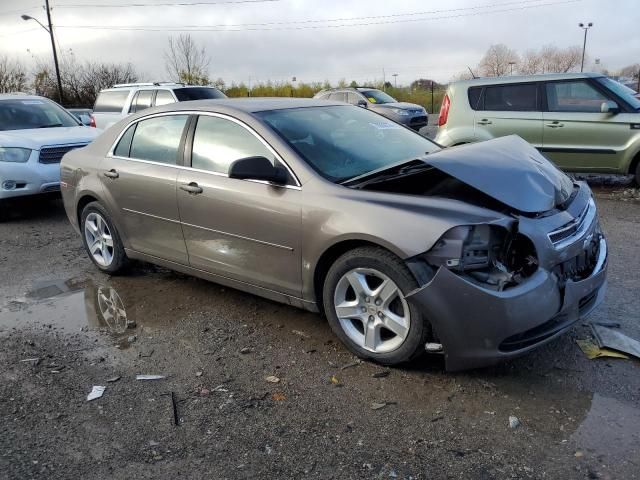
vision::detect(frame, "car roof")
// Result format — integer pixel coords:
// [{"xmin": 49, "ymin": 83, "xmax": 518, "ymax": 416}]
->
[
  {"xmin": 147, "ymin": 97, "xmax": 345, "ymax": 114},
  {"xmin": 0, "ymin": 93, "xmax": 52, "ymax": 101},
  {"xmin": 451, "ymin": 72, "xmax": 604, "ymax": 87},
  {"xmin": 101, "ymin": 83, "xmax": 220, "ymax": 92}
]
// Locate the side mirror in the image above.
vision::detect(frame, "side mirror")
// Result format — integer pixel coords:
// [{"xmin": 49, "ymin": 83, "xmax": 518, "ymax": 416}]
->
[
  {"xmin": 228, "ymin": 156, "xmax": 288, "ymax": 184},
  {"xmin": 357, "ymin": 99, "xmax": 368, "ymax": 108},
  {"xmin": 600, "ymin": 100, "xmax": 619, "ymax": 114}
]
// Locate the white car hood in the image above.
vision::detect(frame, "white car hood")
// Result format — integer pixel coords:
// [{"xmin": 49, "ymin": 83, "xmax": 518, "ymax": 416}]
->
[{"xmin": 0, "ymin": 126, "xmax": 101, "ymax": 150}]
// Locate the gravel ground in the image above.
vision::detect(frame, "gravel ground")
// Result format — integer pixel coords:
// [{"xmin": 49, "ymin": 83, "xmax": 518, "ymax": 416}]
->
[{"xmin": 1, "ymin": 189, "xmax": 639, "ymax": 480}]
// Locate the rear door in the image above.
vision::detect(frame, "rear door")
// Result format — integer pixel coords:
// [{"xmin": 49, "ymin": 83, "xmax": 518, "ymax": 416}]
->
[
  {"xmin": 541, "ymin": 79, "xmax": 630, "ymax": 171},
  {"xmin": 473, "ymin": 82, "xmax": 543, "ymax": 146},
  {"xmin": 101, "ymin": 113, "xmax": 190, "ymax": 264},
  {"xmin": 176, "ymin": 114, "xmax": 302, "ymax": 296}
]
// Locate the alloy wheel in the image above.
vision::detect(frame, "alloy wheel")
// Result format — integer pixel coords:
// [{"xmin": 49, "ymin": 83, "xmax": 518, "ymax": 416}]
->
[
  {"xmin": 333, "ymin": 268, "xmax": 410, "ymax": 353},
  {"xmin": 84, "ymin": 212, "xmax": 114, "ymax": 267}
]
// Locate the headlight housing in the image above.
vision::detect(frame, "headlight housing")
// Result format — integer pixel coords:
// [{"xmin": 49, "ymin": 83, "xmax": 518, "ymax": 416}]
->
[
  {"xmin": 423, "ymin": 225, "xmax": 538, "ymax": 290},
  {"xmin": 0, "ymin": 147, "xmax": 31, "ymax": 163},
  {"xmin": 392, "ymin": 108, "xmax": 410, "ymax": 116}
]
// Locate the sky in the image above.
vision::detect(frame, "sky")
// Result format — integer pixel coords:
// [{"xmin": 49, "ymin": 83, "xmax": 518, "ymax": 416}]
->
[{"xmin": 0, "ymin": 0, "xmax": 638, "ymax": 86}]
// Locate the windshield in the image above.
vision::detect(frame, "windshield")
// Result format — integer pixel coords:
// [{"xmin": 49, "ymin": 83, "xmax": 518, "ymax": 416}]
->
[
  {"xmin": 256, "ymin": 105, "xmax": 440, "ymax": 182},
  {"xmin": 360, "ymin": 90, "xmax": 397, "ymax": 104},
  {"xmin": 0, "ymin": 98, "xmax": 80, "ymax": 131},
  {"xmin": 173, "ymin": 87, "xmax": 226, "ymax": 101},
  {"xmin": 597, "ymin": 77, "xmax": 640, "ymax": 110}
]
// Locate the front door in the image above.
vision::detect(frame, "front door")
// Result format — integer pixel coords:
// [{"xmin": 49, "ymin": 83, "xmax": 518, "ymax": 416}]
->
[
  {"xmin": 176, "ymin": 114, "xmax": 302, "ymax": 296},
  {"xmin": 474, "ymin": 82, "xmax": 543, "ymax": 146},
  {"xmin": 542, "ymin": 79, "xmax": 631, "ymax": 172},
  {"xmin": 101, "ymin": 114, "xmax": 190, "ymax": 264}
]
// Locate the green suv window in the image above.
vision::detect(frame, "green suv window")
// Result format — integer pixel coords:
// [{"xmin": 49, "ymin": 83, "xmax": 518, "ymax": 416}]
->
[{"xmin": 546, "ymin": 81, "xmax": 607, "ymax": 113}]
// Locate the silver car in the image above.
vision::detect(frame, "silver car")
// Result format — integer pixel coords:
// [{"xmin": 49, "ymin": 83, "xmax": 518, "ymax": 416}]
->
[{"xmin": 60, "ymin": 98, "xmax": 607, "ymax": 370}]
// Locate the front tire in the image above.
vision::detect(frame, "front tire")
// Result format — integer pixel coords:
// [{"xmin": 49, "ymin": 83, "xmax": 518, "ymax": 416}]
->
[
  {"xmin": 80, "ymin": 202, "xmax": 128, "ymax": 274},
  {"xmin": 322, "ymin": 247, "xmax": 430, "ymax": 365}
]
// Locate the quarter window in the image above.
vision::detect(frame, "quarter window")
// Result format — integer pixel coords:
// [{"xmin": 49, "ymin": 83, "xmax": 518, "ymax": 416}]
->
[
  {"xmin": 114, "ymin": 124, "xmax": 136, "ymax": 157},
  {"xmin": 191, "ymin": 115, "xmax": 276, "ymax": 175},
  {"xmin": 483, "ymin": 83, "xmax": 538, "ymax": 111},
  {"xmin": 129, "ymin": 115, "xmax": 188, "ymax": 164},
  {"xmin": 329, "ymin": 92, "xmax": 347, "ymax": 102},
  {"xmin": 347, "ymin": 92, "xmax": 363, "ymax": 105},
  {"xmin": 468, "ymin": 87, "xmax": 482, "ymax": 110},
  {"xmin": 546, "ymin": 81, "xmax": 607, "ymax": 112},
  {"xmin": 129, "ymin": 90, "xmax": 153, "ymax": 113},
  {"xmin": 94, "ymin": 90, "xmax": 129, "ymax": 113}
]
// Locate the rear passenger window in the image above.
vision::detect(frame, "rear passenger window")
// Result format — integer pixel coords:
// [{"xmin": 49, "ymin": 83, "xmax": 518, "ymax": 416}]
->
[
  {"xmin": 114, "ymin": 124, "xmax": 136, "ymax": 157},
  {"xmin": 191, "ymin": 115, "xmax": 276, "ymax": 175},
  {"xmin": 155, "ymin": 90, "xmax": 175, "ymax": 106},
  {"xmin": 546, "ymin": 81, "xmax": 607, "ymax": 112},
  {"xmin": 329, "ymin": 92, "xmax": 346, "ymax": 102},
  {"xmin": 94, "ymin": 90, "xmax": 129, "ymax": 113},
  {"xmin": 129, "ymin": 115, "xmax": 188, "ymax": 164},
  {"xmin": 483, "ymin": 84, "xmax": 538, "ymax": 111},
  {"xmin": 347, "ymin": 92, "xmax": 363, "ymax": 105},
  {"xmin": 468, "ymin": 87, "xmax": 482, "ymax": 110}
]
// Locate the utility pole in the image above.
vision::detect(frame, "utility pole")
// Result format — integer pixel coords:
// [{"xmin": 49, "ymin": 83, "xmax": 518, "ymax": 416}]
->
[
  {"xmin": 21, "ymin": 0, "xmax": 63, "ymax": 105},
  {"xmin": 579, "ymin": 22, "xmax": 593, "ymax": 73},
  {"xmin": 392, "ymin": 73, "xmax": 398, "ymax": 88},
  {"xmin": 430, "ymin": 80, "xmax": 434, "ymax": 113},
  {"xmin": 382, "ymin": 68, "xmax": 386, "ymax": 91}
]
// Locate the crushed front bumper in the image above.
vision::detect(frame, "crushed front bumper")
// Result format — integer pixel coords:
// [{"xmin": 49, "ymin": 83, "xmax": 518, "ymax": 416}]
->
[{"xmin": 407, "ymin": 237, "xmax": 607, "ymax": 371}]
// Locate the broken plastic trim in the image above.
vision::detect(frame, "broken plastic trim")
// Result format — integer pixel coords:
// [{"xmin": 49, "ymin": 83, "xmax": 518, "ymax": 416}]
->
[{"xmin": 420, "ymin": 224, "xmax": 538, "ymax": 291}]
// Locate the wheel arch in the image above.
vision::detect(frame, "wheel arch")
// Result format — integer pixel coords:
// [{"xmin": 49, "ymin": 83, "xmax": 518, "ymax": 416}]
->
[
  {"xmin": 312, "ymin": 239, "xmax": 409, "ymax": 313},
  {"xmin": 76, "ymin": 194, "xmax": 100, "ymax": 228}
]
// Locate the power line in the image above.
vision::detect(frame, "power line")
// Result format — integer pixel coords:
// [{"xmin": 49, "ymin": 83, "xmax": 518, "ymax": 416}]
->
[
  {"xmin": 56, "ymin": 0, "xmax": 560, "ymax": 28},
  {"xmin": 54, "ymin": 0, "xmax": 280, "ymax": 8},
  {"xmin": 0, "ymin": 5, "xmax": 41, "ymax": 18},
  {"xmin": 55, "ymin": 0, "xmax": 581, "ymax": 33}
]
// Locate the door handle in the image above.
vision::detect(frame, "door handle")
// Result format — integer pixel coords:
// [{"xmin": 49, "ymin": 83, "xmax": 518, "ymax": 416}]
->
[
  {"xmin": 545, "ymin": 122, "xmax": 564, "ymax": 128},
  {"xmin": 103, "ymin": 169, "xmax": 119, "ymax": 179},
  {"xmin": 180, "ymin": 182, "xmax": 203, "ymax": 194},
  {"xmin": 476, "ymin": 119, "xmax": 492, "ymax": 125}
]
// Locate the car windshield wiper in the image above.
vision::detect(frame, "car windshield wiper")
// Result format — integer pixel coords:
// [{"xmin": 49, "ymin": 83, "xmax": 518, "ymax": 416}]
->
[
  {"xmin": 37, "ymin": 123, "xmax": 63, "ymax": 128},
  {"xmin": 340, "ymin": 158, "xmax": 431, "ymax": 187}
]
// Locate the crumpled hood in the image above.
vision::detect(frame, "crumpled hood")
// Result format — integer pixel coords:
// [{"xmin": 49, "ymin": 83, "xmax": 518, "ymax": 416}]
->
[
  {"xmin": 424, "ymin": 135, "xmax": 574, "ymax": 213},
  {"xmin": 376, "ymin": 102, "xmax": 424, "ymax": 111},
  {"xmin": 0, "ymin": 126, "xmax": 100, "ymax": 150}
]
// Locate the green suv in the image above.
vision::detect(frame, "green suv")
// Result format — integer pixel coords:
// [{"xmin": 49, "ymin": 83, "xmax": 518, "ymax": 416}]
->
[{"xmin": 435, "ymin": 73, "xmax": 640, "ymax": 185}]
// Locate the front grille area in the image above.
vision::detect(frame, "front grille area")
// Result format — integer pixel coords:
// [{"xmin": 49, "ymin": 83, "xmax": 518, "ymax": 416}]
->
[
  {"xmin": 552, "ymin": 234, "xmax": 600, "ymax": 285},
  {"xmin": 548, "ymin": 198, "xmax": 594, "ymax": 246},
  {"xmin": 410, "ymin": 115, "xmax": 428, "ymax": 125},
  {"xmin": 38, "ymin": 144, "xmax": 87, "ymax": 164}
]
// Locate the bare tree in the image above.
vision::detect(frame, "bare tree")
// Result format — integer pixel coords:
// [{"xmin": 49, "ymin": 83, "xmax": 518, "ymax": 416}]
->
[
  {"xmin": 0, "ymin": 55, "xmax": 28, "ymax": 93},
  {"xmin": 34, "ymin": 57, "xmax": 138, "ymax": 106},
  {"xmin": 619, "ymin": 63, "xmax": 640, "ymax": 79},
  {"xmin": 517, "ymin": 45, "xmax": 582, "ymax": 74},
  {"xmin": 478, "ymin": 44, "xmax": 519, "ymax": 77},
  {"xmin": 164, "ymin": 34, "xmax": 211, "ymax": 85}
]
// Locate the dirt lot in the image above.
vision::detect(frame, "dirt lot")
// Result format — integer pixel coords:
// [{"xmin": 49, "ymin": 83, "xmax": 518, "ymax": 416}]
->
[{"xmin": 1, "ymin": 186, "xmax": 639, "ymax": 480}]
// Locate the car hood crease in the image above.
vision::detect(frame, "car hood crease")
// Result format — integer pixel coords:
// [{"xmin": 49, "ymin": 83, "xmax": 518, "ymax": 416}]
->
[{"xmin": 423, "ymin": 135, "xmax": 574, "ymax": 213}]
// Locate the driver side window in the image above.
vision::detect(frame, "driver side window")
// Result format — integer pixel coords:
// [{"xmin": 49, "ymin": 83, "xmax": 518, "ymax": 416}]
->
[{"xmin": 191, "ymin": 115, "xmax": 277, "ymax": 175}]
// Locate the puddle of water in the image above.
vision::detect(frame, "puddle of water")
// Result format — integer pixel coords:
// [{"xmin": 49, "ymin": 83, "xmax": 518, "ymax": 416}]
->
[{"xmin": 571, "ymin": 393, "xmax": 640, "ymax": 465}]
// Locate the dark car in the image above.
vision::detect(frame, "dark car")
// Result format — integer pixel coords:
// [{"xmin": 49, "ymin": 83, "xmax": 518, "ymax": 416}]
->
[{"xmin": 314, "ymin": 87, "xmax": 428, "ymax": 131}]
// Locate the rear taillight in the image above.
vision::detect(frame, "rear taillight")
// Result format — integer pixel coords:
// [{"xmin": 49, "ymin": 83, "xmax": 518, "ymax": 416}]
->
[
  {"xmin": 438, "ymin": 94, "xmax": 450, "ymax": 127},
  {"xmin": 89, "ymin": 115, "xmax": 96, "ymax": 128}
]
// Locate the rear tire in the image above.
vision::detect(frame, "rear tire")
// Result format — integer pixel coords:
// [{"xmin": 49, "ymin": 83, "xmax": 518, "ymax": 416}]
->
[
  {"xmin": 322, "ymin": 246, "xmax": 430, "ymax": 365},
  {"xmin": 634, "ymin": 162, "xmax": 640, "ymax": 188},
  {"xmin": 80, "ymin": 201, "xmax": 129, "ymax": 274}
]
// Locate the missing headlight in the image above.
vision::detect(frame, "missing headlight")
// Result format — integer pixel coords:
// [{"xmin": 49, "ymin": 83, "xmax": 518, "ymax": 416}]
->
[{"xmin": 423, "ymin": 225, "xmax": 538, "ymax": 290}]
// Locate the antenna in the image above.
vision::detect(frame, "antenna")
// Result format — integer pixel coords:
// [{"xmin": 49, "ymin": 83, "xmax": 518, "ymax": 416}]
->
[{"xmin": 467, "ymin": 66, "xmax": 477, "ymax": 79}]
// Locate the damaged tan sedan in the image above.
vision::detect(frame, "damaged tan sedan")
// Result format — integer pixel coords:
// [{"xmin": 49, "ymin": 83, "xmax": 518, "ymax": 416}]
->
[{"xmin": 60, "ymin": 99, "xmax": 607, "ymax": 370}]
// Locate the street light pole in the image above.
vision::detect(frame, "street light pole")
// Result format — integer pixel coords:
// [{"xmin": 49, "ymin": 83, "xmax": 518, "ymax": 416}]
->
[
  {"xmin": 392, "ymin": 73, "xmax": 398, "ymax": 88},
  {"xmin": 22, "ymin": 0, "xmax": 63, "ymax": 105},
  {"xmin": 509, "ymin": 61, "xmax": 516, "ymax": 75},
  {"xmin": 579, "ymin": 22, "xmax": 593, "ymax": 73}
]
